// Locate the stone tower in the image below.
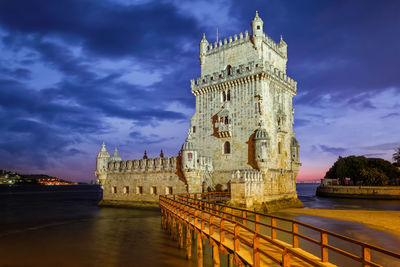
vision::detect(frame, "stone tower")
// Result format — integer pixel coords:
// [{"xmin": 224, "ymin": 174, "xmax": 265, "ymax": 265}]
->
[
  {"xmin": 188, "ymin": 12, "xmax": 301, "ymax": 207},
  {"xmin": 95, "ymin": 142, "xmax": 110, "ymax": 187}
]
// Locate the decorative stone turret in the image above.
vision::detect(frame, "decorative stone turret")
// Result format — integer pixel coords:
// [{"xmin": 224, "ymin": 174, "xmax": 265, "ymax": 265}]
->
[
  {"xmin": 109, "ymin": 148, "xmax": 122, "ymax": 162},
  {"xmin": 95, "ymin": 142, "xmax": 110, "ymax": 188},
  {"xmin": 279, "ymin": 35, "xmax": 287, "ymax": 58},
  {"xmin": 251, "ymin": 11, "xmax": 264, "ymax": 50},
  {"xmin": 253, "ymin": 126, "xmax": 270, "ymax": 170},
  {"xmin": 182, "ymin": 133, "xmax": 198, "ymax": 170},
  {"xmin": 199, "ymin": 33, "xmax": 209, "ymax": 69}
]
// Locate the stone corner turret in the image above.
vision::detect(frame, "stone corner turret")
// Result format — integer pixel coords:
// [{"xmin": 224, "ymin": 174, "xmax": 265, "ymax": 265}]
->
[{"xmin": 95, "ymin": 142, "xmax": 110, "ymax": 188}]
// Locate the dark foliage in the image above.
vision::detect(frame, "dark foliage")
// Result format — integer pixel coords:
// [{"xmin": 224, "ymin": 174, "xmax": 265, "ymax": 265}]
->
[{"xmin": 325, "ymin": 155, "xmax": 400, "ymax": 185}]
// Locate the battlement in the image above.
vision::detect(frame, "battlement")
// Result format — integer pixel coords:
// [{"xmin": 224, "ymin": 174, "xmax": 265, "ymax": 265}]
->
[
  {"xmin": 231, "ymin": 169, "xmax": 263, "ymax": 183},
  {"xmin": 107, "ymin": 156, "xmax": 179, "ymax": 173},
  {"xmin": 203, "ymin": 31, "xmax": 284, "ymax": 58},
  {"xmin": 191, "ymin": 61, "xmax": 297, "ymax": 93}
]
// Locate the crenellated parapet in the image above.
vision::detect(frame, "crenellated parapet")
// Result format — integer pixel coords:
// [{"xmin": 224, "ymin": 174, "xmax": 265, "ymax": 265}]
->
[
  {"xmin": 191, "ymin": 61, "xmax": 297, "ymax": 95},
  {"xmin": 203, "ymin": 30, "xmax": 285, "ymax": 58},
  {"xmin": 231, "ymin": 169, "xmax": 263, "ymax": 183},
  {"xmin": 107, "ymin": 156, "xmax": 179, "ymax": 173}
]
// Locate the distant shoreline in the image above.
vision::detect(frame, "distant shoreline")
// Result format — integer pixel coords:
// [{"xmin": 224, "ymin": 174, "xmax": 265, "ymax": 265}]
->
[{"xmin": 316, "ymin": 185, "xmax": 400, "ymax": 200}]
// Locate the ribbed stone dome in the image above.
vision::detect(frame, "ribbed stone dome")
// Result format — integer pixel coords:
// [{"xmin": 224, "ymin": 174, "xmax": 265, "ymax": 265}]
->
[
  {"xmin": 109, "ymin": 148, "xmax": 122, "ymax": 162},
  {"xmin": 182, "ymin": 140, "xmax": 195, "ymax": 151},
  {"xmin": 253, "ymin": 127, "xmax": 269, "ymax": 140},
  {"xmin": 97, "ymin": 142, "xmax": 110, "ymax": 158}
]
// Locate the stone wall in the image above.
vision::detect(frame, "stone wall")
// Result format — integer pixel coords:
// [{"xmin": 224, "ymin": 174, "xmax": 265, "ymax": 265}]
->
[
  {"xmin": 316, "ymin": 185, "xmax": 400, "ymax": 199},
  {"xmin": 103, "ymin": 170, "xmax": 187, "ymax": 203}
]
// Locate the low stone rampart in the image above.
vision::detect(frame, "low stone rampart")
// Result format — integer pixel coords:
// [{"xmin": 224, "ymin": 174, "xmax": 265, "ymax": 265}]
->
[{"xmin": 316, "ymin": 185, "xmax": 400, "ymax": 199}]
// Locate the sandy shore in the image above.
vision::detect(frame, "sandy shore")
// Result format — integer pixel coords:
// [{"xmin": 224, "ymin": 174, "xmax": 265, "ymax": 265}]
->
[{"xmin": 280, "ymin": 208, "xmax": 400, "ymax": 237}]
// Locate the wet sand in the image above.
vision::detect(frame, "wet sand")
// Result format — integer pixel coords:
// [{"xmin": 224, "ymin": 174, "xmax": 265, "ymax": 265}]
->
[{"xmin": 281, "ymin": 208, "xmax": 400, "ymax": 237}]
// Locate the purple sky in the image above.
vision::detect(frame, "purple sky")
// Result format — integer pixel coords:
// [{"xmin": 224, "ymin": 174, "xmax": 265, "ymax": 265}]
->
[{"xmin": 0, "ymin": 0, "xmax": 399, "ymax": 182}]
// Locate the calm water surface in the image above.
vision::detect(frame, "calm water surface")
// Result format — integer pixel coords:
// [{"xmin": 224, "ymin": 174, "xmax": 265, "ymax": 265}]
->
[{"xmin": 0, "ymin": 184, "xmax": 399, "ymax": 266}]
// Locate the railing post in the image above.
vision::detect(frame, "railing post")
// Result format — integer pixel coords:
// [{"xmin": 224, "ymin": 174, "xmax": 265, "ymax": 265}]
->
[
  {"xmin": 212, "ymin": 243, "xmax": 220, "ymax": 267},
  {"xmin": 186, "ymin": 225, "xmax": 192, "ymax": 260},
  {"xmin": 220, "ymin": 220, "xmax": 225, "ymax": 243},
  {"xmin": 201, "ymin": 211, "xmax": 205, "ymax": 230},
  {"xmin": 253, "ymin": 233, "xmax": 260, "ymax": 267},
  {"xmin": 271, "ymin": 218, "xmax": 276, "ymax": 239},
  {"xmin": 292, "ymin": 222, "xmax": 298, "ymax": 248},
  {"xmin": 362, "ymin": 246, "xmax": 371, "ymax": 267},
  {"xmin": 282, "ymin": 248, "xmax": 291, "ymax": 267},
  {"xmin": 255, "ymin": 214, "xmax": 259, "ymax": 233},
  {"xmin": 234, "ymin": 224, "xmax": 240, "ymax": 252},
  {"xmin": 321, "ymin": 232, "xmax": 328, "ymax": 262},
  {"xmin": 209, "ymin": 215, "xmax": 214, "ymax": 236},
  {"xmin": 197, "ymin": 230, "xmax": 203, "ymax": 267}
]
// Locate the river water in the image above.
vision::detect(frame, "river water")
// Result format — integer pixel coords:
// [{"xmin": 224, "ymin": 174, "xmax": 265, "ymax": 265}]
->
[{"xmin": 0, "ymin": 184, "xmax": 399, "ymax": 266}]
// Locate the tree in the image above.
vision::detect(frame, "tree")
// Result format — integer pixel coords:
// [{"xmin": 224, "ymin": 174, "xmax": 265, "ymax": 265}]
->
[
  {"xmin": 393, "ymin": 147, "xmax": 400, "ymax": 166},
  {"xmin": 324, "ymin": 155, "xmax": 400, "ymax": 185},
  {"xmin": 360, "ymin": 168, "xmax": 388, "ymax": 186}
]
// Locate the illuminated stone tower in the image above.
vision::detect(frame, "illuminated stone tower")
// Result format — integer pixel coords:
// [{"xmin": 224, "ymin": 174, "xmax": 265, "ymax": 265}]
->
[{"xmin": 187, "ymin": 11, "xmax": 301, "ymax": 207}]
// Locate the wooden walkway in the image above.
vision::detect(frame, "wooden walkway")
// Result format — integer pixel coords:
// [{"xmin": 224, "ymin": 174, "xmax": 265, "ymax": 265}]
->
[{"xmin": 159, "ymin": 192, "xmax": 400, "ymax": 267}]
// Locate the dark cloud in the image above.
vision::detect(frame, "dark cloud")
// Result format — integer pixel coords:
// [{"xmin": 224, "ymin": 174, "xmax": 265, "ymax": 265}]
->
[
  {"xmin": 363, "ymin": 142, "xmax": 400, "ymax": 151},
  {"xmin": 129, "ymin": 131, "xmax": 174, "ymax": 145},
  {"xmin": 381, "ymin": 112, "xmax": 400, "ymax": 119},
  {"xmin": 319, "ymin": 145, "xmax": 347, "ymax": 155},
  {"xmin": 0, "ymin": 0, "xmax": 200, "ymax": 60}
]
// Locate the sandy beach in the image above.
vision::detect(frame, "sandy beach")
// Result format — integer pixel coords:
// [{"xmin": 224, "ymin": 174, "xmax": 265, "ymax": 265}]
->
[{"xmin": 281, "ymin": 208, "xmax": 400, "ymax": 237}]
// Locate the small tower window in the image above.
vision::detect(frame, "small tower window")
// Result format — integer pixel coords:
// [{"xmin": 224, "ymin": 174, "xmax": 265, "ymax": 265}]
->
[
  {"xmin": 223, "ymin": 91, "xmax": 226, "ymax": 101},
  {"xmin": 257, "ymin": 25, "xmax": 260, "ymax": 30},
  {"xmin": 187, "ymin": 152, "xmax": 193, "ymax": 160},
  {"xmin": 224, "ymin": 116, "xmax": 229, "ymax": 125},
  {"xmin": 150, "ymin": 186, "xmax": 157, "ymax": 195},
  {"xmin": 112, "ymin": 186, "xmax": 117, "ymax": 194},
  {"xmin": 166, "ymin": 186, "xmax": 173, "ymax": 195},
  {"xmin": 136, "ymin": 186, "xmax": 143, "ymax": 195},
  {"xmin": 226, "ymin": 65, "xmax": 232, "ymax": 76},
  {"xmin": 192, "ymin": 126, "xmax": 196, "ymax": 133},
  {"xmin": 123, "ymin": 186, "xmax": 129, "ymax": 194},
  {"xmin": 224, "ymin": 141, "xmax": 231, "ymax": 154},
  {"xmin": 278, "ymin": 142, "xmax": 281, "ymax": 154},
  {"xmin": 227, "ymin": 90, "xmax": 231, "ymax": 101}
]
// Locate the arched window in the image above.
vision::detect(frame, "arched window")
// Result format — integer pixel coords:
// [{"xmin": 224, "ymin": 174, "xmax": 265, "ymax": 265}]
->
[
  {"xmin": 226, "ymin": 65, "xmax": 232, "ymax": 76},
  {"xmin": 224, "ymin": 141, "xmax": 231, "ymax": 154},
  {"xmin": 227, "ymin": 90, "xmax": 231, "ymax": 101},
  {"xmin": 224, "ymin": 116, "xmax": 229, "ymax": 125},
  {"xmin": 222, "ymin": 91, "xmax": 226, "ymax": 101},
  {"xmin": 278, "ymin": 142, "xmax": 281, "ymax": 154}
]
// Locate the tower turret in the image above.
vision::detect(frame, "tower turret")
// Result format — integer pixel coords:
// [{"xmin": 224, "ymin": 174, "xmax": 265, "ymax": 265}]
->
[
  {"xmin": 95, "ymin": 142, "xmax": 110, "ymax": 187},
  {"xmin": 253, "ymin": 126, "xmax": 270, "ymax": 170},
  {"xmin": 181, "ymin": 133, "xmax": 197, "ymax": 170},
  {"xmin": 199, "ymin": 33, "xmax": 209, "ymax": 68},
  {"xmin": 279, "ymin": 35, "xmax": 287, "ymax": 58},
  {"xmin": 251, "ymin": 11, "xmax": 264, "ymax": 50},
  {"xmin": 109, "ymin": 148, "xmax": 122, "ymax": 162}
]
